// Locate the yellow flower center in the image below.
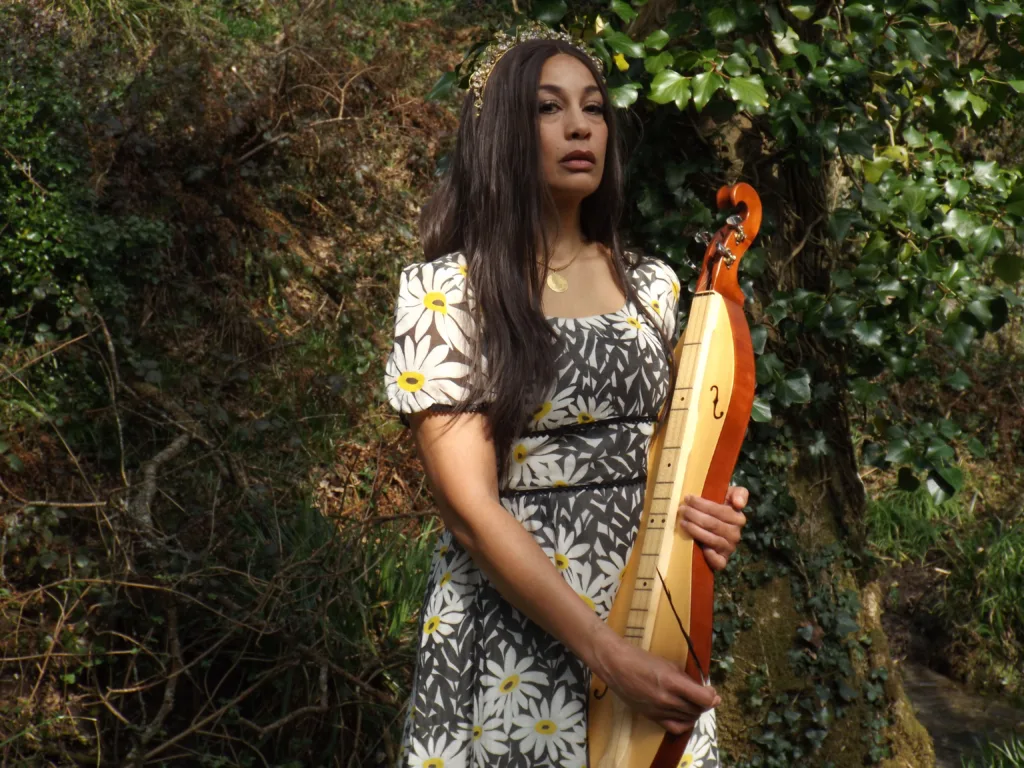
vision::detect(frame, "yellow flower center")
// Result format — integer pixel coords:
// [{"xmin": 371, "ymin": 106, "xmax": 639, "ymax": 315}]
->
[
  {"xmin": 398, "ymin": 371, "xmax": 425, "ymax": 393},
  {"xmin": 534, "ymin": 719, "xmax": 558, "ymax": 734},
  {"xmin": 554, "ymin": 553, "xmax": 569, "ymax": 571},
  {"xmin": 626, "ymin": 316, "xmax": 642, "ymax": 330},
  {"xmin": 423, "ymin": 760, "xmax": 445, "ymax": 768},
  {"xmin": 577, "ymin": 411, "xmax": 595, "ymax": 424},
  {"xmin": 651, "ymin": 298, "xmax": 661, "ymax": 311},
  {"xmin": 472, "ymin": 725, "xmax": 482, "ymax": 740},
  {"xmin": 679, "ymin": 756, "xmax": 693, "ymax": 768},
  {"xmin": 499, "ymin": 674, "xmax": 519, "ymax": 693},
  {"xmin": 532, "ymin": 401, "xmax": 552, "ymax": 421},
  {"xmin": 578, "ymin": 592, "xmax": 596, "ymax": 611},
  {"xmin": 439, "ymin": 545, "xmax": 449, "ymax": 556},
  {"xmin": 513, "ymin": 444, "xmax": 528, "ymax": 463},
  {"xmin": 618, "ymin": 567, "xmax": 625, "ymax": 583},
  {"xmin": 423, "ymin": 291, "xmax": 448, "ymax": 313},
  {"xmin": 440, "ymin": 571, "xmax": 452, "ymax": 586},
  {"xmin": 672, "ymin": 281, "xmax": 680, "ymax": 299},
  {"xmin": 552, "ymin": 480, "xmax": 568, "ymax": 488},
  {"xmin": 458, "ymin": 264, "xmax": 468, "ymax": 277},
  {"xmin": 424, "ymin": 615, "xmax": 441, "ymax": 635}
]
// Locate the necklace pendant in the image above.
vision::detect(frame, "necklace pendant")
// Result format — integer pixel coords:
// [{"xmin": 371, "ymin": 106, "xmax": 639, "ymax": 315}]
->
[{"xmin": 546, "ymin": 272, "xmax": 568, "ymax": 293}]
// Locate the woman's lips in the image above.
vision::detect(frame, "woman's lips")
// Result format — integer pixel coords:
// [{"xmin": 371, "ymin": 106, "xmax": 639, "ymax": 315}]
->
[{"xmin": 560, "ymin": 158, "xmax": 595, "ymax": 171}]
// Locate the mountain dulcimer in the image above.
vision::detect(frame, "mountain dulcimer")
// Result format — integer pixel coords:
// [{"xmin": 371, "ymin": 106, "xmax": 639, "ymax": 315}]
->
[{"xmin": 589, "ymin": 183, "xmax": 762, "ymax": 768}]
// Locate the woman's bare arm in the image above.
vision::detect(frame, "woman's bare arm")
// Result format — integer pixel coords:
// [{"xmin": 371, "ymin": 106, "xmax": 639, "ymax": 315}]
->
[{"xmin": 409, "ymin": 410, "xmax": 718, "ymax": 732}]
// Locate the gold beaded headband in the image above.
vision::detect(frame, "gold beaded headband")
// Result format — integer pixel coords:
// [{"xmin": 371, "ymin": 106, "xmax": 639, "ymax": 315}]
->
[{"xmin": 468, "ymin": 21, "xmax": 606, "ymax": 116}]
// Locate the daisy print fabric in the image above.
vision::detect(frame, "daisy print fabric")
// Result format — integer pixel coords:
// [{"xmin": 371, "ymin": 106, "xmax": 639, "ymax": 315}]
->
[{"xmin": 385, "ymin": 251, "xmax": 720, "ymax": 768}]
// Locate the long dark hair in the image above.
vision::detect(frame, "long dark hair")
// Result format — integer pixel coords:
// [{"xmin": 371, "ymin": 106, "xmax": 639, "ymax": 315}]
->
[{"xmin": 420, "ymin": 38, "xmax": 677, "ymax": 477}]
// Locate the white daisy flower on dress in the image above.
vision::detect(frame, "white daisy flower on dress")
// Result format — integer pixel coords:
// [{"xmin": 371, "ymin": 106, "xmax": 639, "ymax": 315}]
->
[
  {"xmin": 435, "ymin": 549, "xmax": 478, "ymax": 607},
  {"xmin": 679, "ymin": 706, "xmax": 717, "ymax": 767},
  {"xmin": 386, "ymin": 334, "xmax": 469, "ymax": 413},
  {"xmin": 499, "ymin": 496, "xmax": 544, "ymax": 533},
  {"xmin": 529, "ymin": 383, "xmax": 577, "ymax": 429},
  {"xmin": 481, "ymin": 647, "xmax": 547, "ymax": 729},
  {"xmin": 595, "ymin": 540, "xmax": 629, "ymax": 595},
  {"xmin": 509, "ymin": 686, "xmax": 585, "ymax": 762},
  {"xmin": 544, "ymin": 454, "xmax": 590, "ymax": 489},
  {"xmin": 563, "ymin": 561, "xmax": 606, "ymax": 616},
  {"xmin": 505, "ymin": 436, "xmax": 564, "ymax": 489},
  {"xmin": 420, "ymin": 588, "xmax": 464, "ymax": 648},
  {"xmin": 558, "ymin": 740, "xmax": 589, "ymax": 768},
  {"xmin": 395, "ymin": 261, "xmax": 473, "ymax": 354},
  {"xmin": 408, "ymin": 731, "xmax": 468, "ymax": 768},
  {"xmin": 542, "ymin": 523, "xmax": 590, "ymax": 574},
  {"xmin": 466, "ymin": 713, "xmax": 509, "ymax": 761},
  {"xmin": 570, "ymin": 394, "xmax": 616, "ymax": 425}
]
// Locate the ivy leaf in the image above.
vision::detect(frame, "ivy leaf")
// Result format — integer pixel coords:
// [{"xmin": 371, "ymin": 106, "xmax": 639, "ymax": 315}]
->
[
  {"xmin": 970, "ymin": 225, "xmax": 1004, "ymax": 257},
  {"xmin": 788, "ymin": 4, "xmax": 815, "ymax": 21},
  {"xmin": 944, "ymin": 179, "xmax": 969, "ymax": 205},
  {"xmin": 692, "ymin": 72, "xmax": 725, "ymax": 111},
  {"xmin": 941, "ymin": 209, "xmax": 977, "ymax": 242},
  {"xmin": 972, "ymin": 161, "xmax": 1001, "ymax": 189},
  {"xmin": 603, "ymin": 30, "xmax": 645, "ymax": 59},
  {"xmin": 1009, "ymin": 80, "xmax": 1024, "ymax": 93},
  {"xmin": 942, "ymin": 90, "xmax": 970, "ymax": 113},
  {"xmin": 751, "ymin": 396, "xmax": 773, "ymax": 422},
  {"xmin": 885, "ymin": 438, "xmax": 913, "ymax": 464},
  {"xmin": 852, "ymin": 320, "xmax": 884, "ymax": 347},
  {"xmin": 644, "ymin": 51, "xmax": 674, "ymax": 75},
  {"xmin": 780, "ymin": 369, "xmax": 811, "ymax": 404},
  {"xmin": 611, "ymin": 0, "xmax": 638, "ymax": 23},
  {"xmin": 727, "ymin": 75, "xmax": 770, "ymax": 108},
  {"xmin": 708, "ymin": 6, "xmax": 738, "ymax": 35},
  {"xmin": 943, "ymin": 369, "xmax": 971, "ymax": 390},
  {"xmin": 773, "ymin": 27, "xmax": 800, "ymax": 56},
  {"xmin": 609, "ymin": 83, "xmax": 640, "ymax": 108},
  {"xmin": 966, "ymin": 298, "xmax": 993, "ymax": 328},
  {"xmin": 648, "ymin": 69, "xmax": 691, "ymax": 110},
  {"xmin": 942, "ymin": 321, "xmax": 976, "ymax": 356},
  {"xmin": 837, "ymin": 129, "xmax": 874, "ymax": 160},
  {"xmin": 966, "ymin": 92, "xmax": 988, "ymax": 119},
  {"xmin": 724, "ymin": 53, "xmax": 750, "ymax": 76},
  {"xmin": 533, "ymin": 0, "xmax": 568, "ymax": 23},
  {"xmin": 644, "ymin": 29, "xmax": 670, "ymax": 50},
  {"xmin": 993, "ymin": 252, "xmax": 1024, "ymax": 283}
]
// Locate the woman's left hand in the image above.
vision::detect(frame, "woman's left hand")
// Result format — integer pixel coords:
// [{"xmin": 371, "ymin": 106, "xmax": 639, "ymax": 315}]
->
[{"xmin": 678, "ymin": 486, "xmax": 750, "ymax": 571}]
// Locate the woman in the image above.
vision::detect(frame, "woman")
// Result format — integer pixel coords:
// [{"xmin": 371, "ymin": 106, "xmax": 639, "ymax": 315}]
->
[{"xmin": 384, "ymin": 26, "xmax": 750, "ymax": 768}]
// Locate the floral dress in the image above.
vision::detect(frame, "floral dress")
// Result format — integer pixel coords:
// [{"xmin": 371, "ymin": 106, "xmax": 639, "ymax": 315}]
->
[{"xmin": 384, "ymin": 251, "xmax": 720, "ymax": 768}]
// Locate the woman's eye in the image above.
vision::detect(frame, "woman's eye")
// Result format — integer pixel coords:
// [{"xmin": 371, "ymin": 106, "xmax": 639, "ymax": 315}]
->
[
  {"xmin": 539, "ymin": 101, "xmax": 560, "ymax": 113},
  {"xmin": 586, "ymin": 104, "xmax": 605, "ymax": 114}
]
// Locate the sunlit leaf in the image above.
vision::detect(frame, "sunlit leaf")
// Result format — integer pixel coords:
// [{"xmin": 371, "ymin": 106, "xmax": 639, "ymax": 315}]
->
[{"xmin": 648, "ymin": 69, "xmax": 691, "ymax": 109}]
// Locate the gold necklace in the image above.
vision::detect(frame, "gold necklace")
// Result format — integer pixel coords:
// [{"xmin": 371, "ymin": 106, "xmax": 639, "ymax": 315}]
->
[{"xmin": 541, "ymin": 243, "xmax": 585, "ymax": 294}]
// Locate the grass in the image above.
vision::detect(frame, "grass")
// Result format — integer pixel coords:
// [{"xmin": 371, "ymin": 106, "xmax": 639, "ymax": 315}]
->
[
  {"xmin": 962, "ymin": 733, "xmax": 1024, "ymax": 768},
  {"xmin": 866, "ymin": 486, "xmax": 969, "ymax": 562}
]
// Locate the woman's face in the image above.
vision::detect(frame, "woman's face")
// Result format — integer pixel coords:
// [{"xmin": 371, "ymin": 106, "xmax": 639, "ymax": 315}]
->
[{"xmin": 536, "ymin": 53, "xmax": 608, "ymax": 204}]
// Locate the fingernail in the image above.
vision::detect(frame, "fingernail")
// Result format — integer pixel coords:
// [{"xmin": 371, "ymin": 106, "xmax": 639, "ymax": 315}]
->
[{"xmin": 713, "ymin": 696, "xmax": 721, "ymax": 707}]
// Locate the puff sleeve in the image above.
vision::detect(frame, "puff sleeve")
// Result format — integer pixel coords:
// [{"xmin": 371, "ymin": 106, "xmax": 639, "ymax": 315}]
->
[
  {"xmin": 641, "ymin": 257, "xmax": 683, "ymax": 345},
  {"xmin": 384, "ymin": 253, "xmax": 487, "ymax": 425}
]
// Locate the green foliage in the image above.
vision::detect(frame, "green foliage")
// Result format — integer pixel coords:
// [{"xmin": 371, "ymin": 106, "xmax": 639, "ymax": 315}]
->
[
  {"xmin": 0, "ymin": 9, "xmax": 170, "ymax": 343},
  {"xmin": 962, "ymin": 733, "xmax": 1024, "ymax": 768},
  {"xmin": 866, "ymin": 486, "xmax": 967, "ymax": 562}
]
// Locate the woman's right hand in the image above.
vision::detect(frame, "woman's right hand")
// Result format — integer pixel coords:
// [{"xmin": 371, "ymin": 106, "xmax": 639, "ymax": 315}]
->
[{"xmin": 593, "ymin": 630, "xmax": 720, "ymax": 736}]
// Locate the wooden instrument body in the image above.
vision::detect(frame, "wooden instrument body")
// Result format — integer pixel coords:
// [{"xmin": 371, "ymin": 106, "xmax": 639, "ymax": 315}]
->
[{"xmin": 588, "ymin": 184, "xmax": 761, "ymax": 768}]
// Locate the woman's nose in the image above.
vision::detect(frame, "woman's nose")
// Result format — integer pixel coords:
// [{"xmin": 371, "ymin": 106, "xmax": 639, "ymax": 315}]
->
[{"xmin": 566, "ymin": 106, "xmax": 591, "ymax": 139}]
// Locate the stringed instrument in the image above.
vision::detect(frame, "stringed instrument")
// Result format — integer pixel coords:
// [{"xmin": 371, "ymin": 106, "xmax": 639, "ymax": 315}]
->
[{"xmin": 588, "ymin": 183, "xmax": 762, "ymax": 767}]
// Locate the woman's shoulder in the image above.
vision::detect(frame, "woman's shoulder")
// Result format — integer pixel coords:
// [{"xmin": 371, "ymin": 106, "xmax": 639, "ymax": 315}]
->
[
  {"xmin": 400, "ymin": 251, "xmax": 469, "ymax": 284},
  {"xmin": 624, "ymin": 249, "xmax": 681, "ymax": 297}
]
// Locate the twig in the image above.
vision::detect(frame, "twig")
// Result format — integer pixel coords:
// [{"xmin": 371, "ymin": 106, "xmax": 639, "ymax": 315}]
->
[
  {"xmin": 1, "ymin": 146, "xmax": 48, "ymax": 196},
  {"xmin": 0, "ymin": 330, "xmax": 94, "ymax": 382},
  {"xmin": 128, "ymin": 433, "xmax": 190, "ymax": 529}
]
